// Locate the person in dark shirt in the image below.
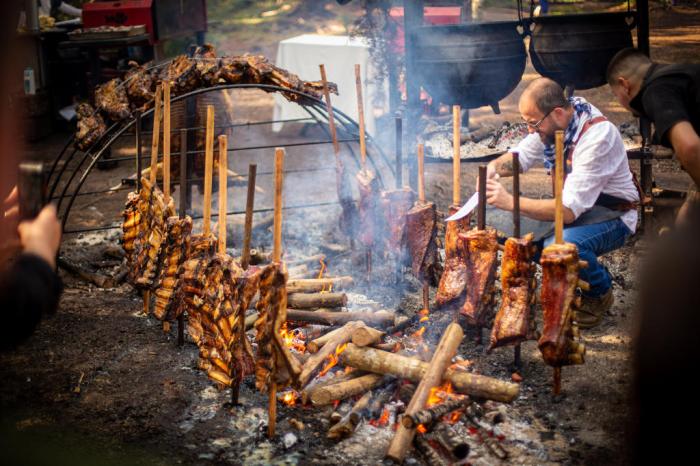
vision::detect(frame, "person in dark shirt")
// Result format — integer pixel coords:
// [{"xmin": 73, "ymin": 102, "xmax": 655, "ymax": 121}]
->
[
  {"xmin": 1, "ymin": 187, "xmax": 63, "ymax": 350},
  {"xmin": 606, "ymin": 48, "xmax": 700, "ymax": 220}
]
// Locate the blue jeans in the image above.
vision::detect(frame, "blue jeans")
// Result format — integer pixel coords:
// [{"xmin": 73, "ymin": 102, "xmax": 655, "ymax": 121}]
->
[{"xmin": 535, "ymin": 218, "xmax": 631, "ymax": 298}]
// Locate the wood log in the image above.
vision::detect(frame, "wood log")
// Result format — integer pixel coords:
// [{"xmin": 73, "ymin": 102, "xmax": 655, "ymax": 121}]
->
[
  {"xmin": 287, "ymin": 310, "xmax": 396, "ymax": 328},
  {"xmin": 287, "ymin": 253, "xmax": 327, "ymax": 268},
  {"xmin": 414, "ymin": 435, "xmax": 449, "ymax": 466},
  {"xmin": 287, "ymin": 292, "xmax": 347, "ymax": 309},
  {"xmin": 300, "ymin": 370, "xmax": 363, "ymax": 404},
  {"xmin": 434, "ymin": 423, "xmax": 470, "ymax": 461},
  {"xmin": 57, "ymin": 256, "xmax": 115, "ymax": 288},
  {"xmin": 286, "ymin": 276, "xmax": 354, "ymax": 293},
  {"xmin": 297, "ymin": 321, "xmax": 362, "ymax": 388},
  {"xmin": 310, "ymin": 373, "xmax": 384, "ymax": 406},
  {"xmin": 340, "ymin": 344, "xmax": 519, "ymax": 403},
  {"xmin": 307, "ymin": 326, "xmax": 347, "ymax": 353},
  {"xmin": 327, "ymin": 390, "xmax": 372, "ymax": 440},
  {"xmin": 386, "ymin": 322, "xmax": 464, "ymax": 463},
  {"xmin": 386, "ymin": 315, "xmax": 412, "ymax": 335},
  {"xmin": 352, "ymin": 325, "xmax": 385, "ymax": 347},
  {"xmin": 240, "ymin": 164, "xmax": 257, "ymax": 270},
  {"xmin": 402, "ymin": 398, "xmax": 471, "ymax": 429},
  {"xmin": 286, "ymin": 264, "xmax": 308, "ymax": 278}
]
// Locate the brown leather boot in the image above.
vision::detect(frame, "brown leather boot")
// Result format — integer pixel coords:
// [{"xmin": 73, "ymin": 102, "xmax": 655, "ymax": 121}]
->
[{"xmin": 575, "ymin": 287, "xmax": 614, "ymax": 329}]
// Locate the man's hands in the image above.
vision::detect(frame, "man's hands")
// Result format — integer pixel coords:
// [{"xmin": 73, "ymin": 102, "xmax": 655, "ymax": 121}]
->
[
  {"xmin": 17, "ymin": 204, "xmax": 61, "ymax": 269},
  {"xmin": 486, "ymin": 178, "xmax": 514, "ymax": 211}
]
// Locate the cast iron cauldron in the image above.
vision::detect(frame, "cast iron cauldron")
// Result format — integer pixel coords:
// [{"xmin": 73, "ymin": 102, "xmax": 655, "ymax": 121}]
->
[
  {"xmin": 411, "ymin": 21, "xmax": 527, "ymax": 113},
  {"xmin": 528, "ymin": 12, "xmax": 635, "ymax": 90}
]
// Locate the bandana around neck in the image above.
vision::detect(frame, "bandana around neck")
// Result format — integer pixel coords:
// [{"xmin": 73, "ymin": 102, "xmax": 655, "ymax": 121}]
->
[{"xmin": 542, "ymin": 97, "xmax": 592, "ymax": 173}]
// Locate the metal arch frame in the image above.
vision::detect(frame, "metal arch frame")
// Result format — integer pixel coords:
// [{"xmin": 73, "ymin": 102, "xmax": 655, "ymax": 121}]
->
[{"xmin": 53, "ymin": 83, "xmax": 395, "ymax": 232}]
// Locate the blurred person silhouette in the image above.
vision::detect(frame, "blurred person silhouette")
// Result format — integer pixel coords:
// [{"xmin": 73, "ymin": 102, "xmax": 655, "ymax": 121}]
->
[
  {"xmin": 0, "ymin": 0, "xmax": 63, "ymax": 350},
  {"xmin": 630, "ymin": 200, "xmax": 700, "ymax": 464}
]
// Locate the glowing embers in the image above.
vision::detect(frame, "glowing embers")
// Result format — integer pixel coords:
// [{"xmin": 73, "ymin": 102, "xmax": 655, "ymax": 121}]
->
[{"xmin": 279, "ymin": 322, "xmax": 306, "ymax": 353}]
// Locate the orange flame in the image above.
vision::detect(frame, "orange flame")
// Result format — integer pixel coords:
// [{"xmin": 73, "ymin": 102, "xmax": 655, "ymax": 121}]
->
[
  {"xmin": 449, "ymin": 410, "xmax": 462, "ymax": 424},
  {"xmin": 417, "ymin": 424, "xmax": 427, "ymax": 434},
  {"xmin": 281, "ymin": 391, "xmax": 297, "ymax": 406},
  {"xmin": 280, "ymin": 323, "xmax": 306, "ymax": 353},
  {"xmin": 412, "ymin": 326, "xmax": 426, "ymax": 338},
  {"xmin": 418, "ymin": 308, "xmax": 429, "ymax": 317},
  {"xmin": 419, "ymin": 316, "xmax": 429, "ymax": 323},
  {"xmin": 318, "ymin": 343, "xmax": 348, "ymax": 377},
  {"xmin": 426, "ymin": 382, "xmax": 455, "ymax": 407},
  {"xmin": 370, "ymin": 408, "xmax": 391, "ymax": 427}
]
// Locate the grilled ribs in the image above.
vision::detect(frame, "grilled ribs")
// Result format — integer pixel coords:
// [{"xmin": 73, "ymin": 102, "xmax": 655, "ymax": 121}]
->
[
  {"xmin": 254, "ymin": 263, "xmax": 301, "ymax": 391},
  {"xmin": 94, "ymin": 78, "xmax": 131, "ymax": 121},
  {"xmin": 405, "ymin": 201, "xmax": 442, "ymax": 286},
  {"xmin": 124, "ymin": 61, "xmax": 155, "ymax": 110},
  {"xmin": 153, "ymin": 216, "xmax": 193, "ymax": 321},
  {"xmin": 126, "ymin": 179, "xmax": 176, "ymax": 289},
  {"xmin": 435, "ymin": 205, "xmax": 470, "ymax": 307},
  {"xmin": 488, "ymin": 233, "xmax": 537, "ymax": 351},
  {"xmin": 538, "ymin": 243, "xmax": 586, "ymax": 368},
  {"xmin": 75, "ymin": 103, "xmax": 107, "ymax": 150},
  {"xmin": 193, "ymin": 44, "xmax": 220, "ymax": 87},
  {"xmin": 379, "ymin": 188, "xmax": 415, "ymax": 261},
  {"xmin": 459, "ymin": 228, "xmax": 499, "ymax": 327}
]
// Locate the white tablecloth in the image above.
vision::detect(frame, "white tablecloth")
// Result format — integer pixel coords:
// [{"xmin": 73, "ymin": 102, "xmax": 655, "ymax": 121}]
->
[{"xmin": 273, "ymin": 34, "xmax": 384, "ymax": 136}]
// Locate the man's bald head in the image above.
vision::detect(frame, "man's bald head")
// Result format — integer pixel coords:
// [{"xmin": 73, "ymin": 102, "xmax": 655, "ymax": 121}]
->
[
  {"xmin": 606, "ymin": 48, "xmax": 652, "ymax": 87},
  {"xmin": 519, "ymin": 78, "xmax": 570, "ymax": 115}
]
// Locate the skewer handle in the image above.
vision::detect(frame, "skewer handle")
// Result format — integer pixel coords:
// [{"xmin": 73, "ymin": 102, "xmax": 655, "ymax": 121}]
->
[
  {"xmin": 163, "ymin": 81, "xmax": 171, "ymax": 200},
  {"xmin": 354, "ymin": 64, "xmax": 367, "ymax": 168},
  {"xmin": 478, "ymin": 165, "xmax": 487, "ymax": 230},
  {"xmin": 512, "ymin": 152, "xmax": 520, "ymax": 238},
  {"xmin": 218, "ymin": 135, "xmax": 228, "ymax": 254},
  {"xmin": 268, "ymin": 381, "xmax": 277, "ymax": 437},
  {"xmin": 203, "ymin": 105, "xmax": 215, "ymax": 236},
  {"xmin": 453, "ymin": 105, "xmax": 461, "ymax": 205},
  {"xmin": 417, "ymin": 143, "xmax": 425, "ymax": 204},
  {"xmin": 241, "ymin": 164, "xmax": 257, "ymax": 270},
  {"xmin": 319, "ymin": 64, "xmax": 339, "ymax": 156},
  {"xmin": 273, "ymin": 148, "xmax": 285, "ymax": 263},
  {"xmin": 554, "ymin": 130, "xmax": 564, "ymax": 244},
  {"xmin": 135, "ymin": 112, "xmax": 142, "ymax": 191},
  {"xmin": 149, "ymin": 85, "xmax": 162, "ymax": 186},
  {"xmin": 179, "ymin": 129, "xmax": 187, "ymax": 219}
]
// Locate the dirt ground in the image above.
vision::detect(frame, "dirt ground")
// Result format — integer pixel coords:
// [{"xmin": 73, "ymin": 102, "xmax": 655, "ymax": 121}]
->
[{"xmin": 2, "ymin": 2, "xmax": 700, "ymax": 465}]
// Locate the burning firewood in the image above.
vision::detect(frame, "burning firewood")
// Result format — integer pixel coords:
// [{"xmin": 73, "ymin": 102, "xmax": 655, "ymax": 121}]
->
[
  {"xmin": 386, "ymin": 323, "xmax": 464, "ymax": 463},
  {"xmin": 433, "ymin": 423, "xmax": 471, "ymax": 462},
  {"xmin": 286, "ymin": 309, "xmax": 396, "ymax": 328},
  {"xmin": 414, "ymin": 436, "xmax": 450, "ymax": 466},
  {"xmin": 286, "ymin": 276, "xmax": 353, "ymax": 293},
  {"xmin": 402, "ymin": 397, "xmax": 471, "ymax": 429},
  {"xmin": 340, "ymin": 344, "xmax": 519, "ymax": 403},
  {"xmin": 287, "ymin": 292, "xmax": 347, "ymax": 309},
  {"xmin": 327, "ymin": 390, "xmax": 373, "ymax": 441},
  {"xmin": 488, "ymin": 233, "xmax": 538, "ymax": 352},
  {"xmin": 297, "ymin": 321, "xmax": 362, "ymax": 388},
  {"xmin": 308, "ymin": 373, "xmax": 384, "ymax": 406}
]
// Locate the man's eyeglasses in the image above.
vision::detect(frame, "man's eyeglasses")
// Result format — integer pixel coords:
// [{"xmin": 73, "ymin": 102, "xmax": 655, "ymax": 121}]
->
[{"xmin": 525, "ymin": 106, "xmax": 560, "ymax": 130}]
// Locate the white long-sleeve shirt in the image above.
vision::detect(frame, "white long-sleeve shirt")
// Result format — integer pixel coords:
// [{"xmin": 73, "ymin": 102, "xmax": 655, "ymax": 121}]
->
[{"xmin": 514, "ymin": 101, "xmax": 639, "ymax": 232}]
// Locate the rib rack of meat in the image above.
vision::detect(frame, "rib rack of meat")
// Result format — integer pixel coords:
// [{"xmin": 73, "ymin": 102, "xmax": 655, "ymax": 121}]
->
[
  {"xmin": 538, "ymin": 242, "xmax": 586, "ymax": 368},
  {"xmin": 153, "ymin": 216, "xmax": 193, "ymax": 322},
  {"xmin": 435, "ymin": 205, "xmax": 470, "ymax": 307},
  {"xmin": 459, "ymin": 228, "xmax": 499, "ymax": 327},
  {"xmin": 356, "ymin": 169, "xmax": 381, "ymax": 249},
  {"xmin": 125, "ymin": 179, "xmax": 176, "ymax": 289},
  {"xmin": 254, "ymin": 263, "xmax": 301, "ymax": 391},
  {"xmin": 94, "ymin": 78, "xmax": 131, "ymax": 121},
  {"xmin": 74, "ymin": 46, "xmax": 339, "ymax": 151},
  {"xmin": 405, "ymin": 201, "xmax": 442, "ymax": 286},
  {"xmin": 75, "ymin": 103, "xmax": 107, "ymax": 150},
  {"xmin": 379, "ymin": 188, "xmax": 415, "ymax": 262},
  {"xmin": 488, "ymin": 233, "xmax": 537, "ymax": 351}
]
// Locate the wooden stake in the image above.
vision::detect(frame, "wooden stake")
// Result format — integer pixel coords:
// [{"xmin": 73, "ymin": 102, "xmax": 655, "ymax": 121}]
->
[
  {"xmin": 554, "ymin": 130, "xmax": 564, "ymax": 245},
  {"xmin": 203, "ymin": 106, "xmax": 215, "ymax": 236},
  {"xmin": 512, "ymin": 152, "xmax": 521, "ymax": 370},
  {"xmin": 417, "ymin": 143, "xmax": 425, "ymax": 204},
  {"xmin": 354, "ymin": 64, "xmax": 367, "ymax": 168},
  {"xmin": 386, "ymin": 322, "xmax": 464, "ymax": 463},
  {"xmin": 319, "ymin": 64, "xmax": 339, "ymax": 156},
  {"xmin": 241, "ymin": 164, "xmax": 257, "ymax": 270},
  {"xmin": 273, "ymin": 148, "xmax": 284, "ymax": 263},
  {"xmin": 453, "ymin": 104, "xmax": 461, "ymax": 205},
  {"xmin": 143, "ymin": 291, "xmax": 150, "ymax": 315},
  {"xmin": 135, "ymin": 112, "xmax": 142, "ymax": 190},
  {"xmin": 149, "ymin": 85, "xmax": 162, "ymax": 187},
  {"xmin": 478, "ymin": 165, "xmax": 487, "ymax": 230},
  {"xmin": 163, "ymin": 81, "xmax": 171, "ymax": 201},
  {"xmin": 218, "ymin": 135, "xmax": 228, "ymax": 254},
  {"xmin": 177, "ymin": 128, "xmax": 187, "ymax": 347}
]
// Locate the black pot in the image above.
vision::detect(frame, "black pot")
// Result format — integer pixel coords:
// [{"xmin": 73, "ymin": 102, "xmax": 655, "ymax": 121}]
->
[
  {"xmin": 411, "ymin": 21, "xmax": 527, "ymax": 113},
  {"xmin": 528, "ymin": 12, "xmax": 635, "ymax": 90}
]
